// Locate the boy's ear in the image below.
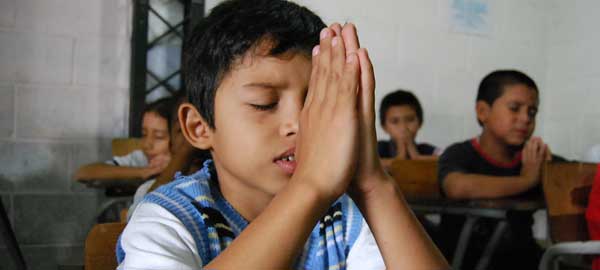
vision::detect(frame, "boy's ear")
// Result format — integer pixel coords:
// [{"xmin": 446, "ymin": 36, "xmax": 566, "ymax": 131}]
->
[
  {"xmin": 476, "ymin": 101, "xmax": 491, "ymax": 124},
  {"xmin": 178, "ymin": 102, "xmax": 213, "ymax": 150}
]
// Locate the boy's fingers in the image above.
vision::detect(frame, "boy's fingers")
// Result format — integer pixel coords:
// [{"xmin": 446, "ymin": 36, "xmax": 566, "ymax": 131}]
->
[
  {"xmin": 305, "ymin": 45, "xmax": 320, "ymax": 108},
  {"xmin": 341, "ymin": 23, "xmax": 360, "ymax": 55},
  {"xmin": 339, "ymin": 53, "xmax": 359, "ymax": 107},
  {"xmin": 316, "ymin": 28, "xmax": 333, "ymax": 103},
  {"xmin": 357, "ymin": 48, "xmax": 375, "ymax": 113},
  {"xmin": 331, "ymin": 36, "xmax": 347, "ymax": 70},
  {"xmin": 326, "ymin": 36, "xmax": 349, "ymax": 104},
  {"xmin": 540, "ymin": 139, "xmax": 550, "ymax": 160},
  {"xmin": 330, "ymin": 23, "xmax": 342, "ymax": 37}
]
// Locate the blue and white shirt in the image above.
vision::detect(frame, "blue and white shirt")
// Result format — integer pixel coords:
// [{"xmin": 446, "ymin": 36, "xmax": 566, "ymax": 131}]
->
[{"xmin": 116, "ymin": 161, "xmax": 384, "ymax": 270}]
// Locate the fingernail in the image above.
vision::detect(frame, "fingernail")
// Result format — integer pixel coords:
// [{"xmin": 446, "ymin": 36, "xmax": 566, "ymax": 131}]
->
[
  {"xmin": 320, "ymin": 28, "xmax": 329, "ymax": 40},
  {"xmin": 332, "ymin": 37, "xmax": 339, "ymax": 47},
  {"xmin": 312, "ymin": 45, "xmax": 320, "ymax": 56}
]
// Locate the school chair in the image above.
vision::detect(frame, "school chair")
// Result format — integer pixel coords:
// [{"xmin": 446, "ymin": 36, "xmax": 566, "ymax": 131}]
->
[
  {"xmin": 95, "ymin": 138, "xmax": 143, "ymax": 222},
  {"xmin": 540, "ymin": 162, "xmax": 600, "ymax": 270},
  {"xmin": 84, "ymin": 221, "xmax": 127, "ymax": 270},
  {"xmin": 387, "ymin": 159, "xmax": 440, "ymax": 199},
  {"xmin": 111, "ymin": 138, "xmax": 142, "ymax": 157}
]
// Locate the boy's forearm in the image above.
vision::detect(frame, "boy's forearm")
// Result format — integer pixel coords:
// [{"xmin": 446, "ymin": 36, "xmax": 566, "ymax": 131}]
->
[
  {"xmin": 204, "ymin": 178, "xmax": 331, "ymax": 269},
  {"xmin": 74, "ymin": 163, "xmax": 145, "ymax": 181},
  {"xmin": 354, "ymin": 174, "xmax": 449, "ymax": 270},
  {"xmin": 443, "ymin": 173, "xmax": 536, "ymax": 199}
]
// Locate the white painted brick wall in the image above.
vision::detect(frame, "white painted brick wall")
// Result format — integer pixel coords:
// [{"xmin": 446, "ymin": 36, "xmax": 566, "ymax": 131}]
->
[
  {"xmin": 0, "ymin": 84, "xmax": 15, "ymax": 138},
  {"xmin": 0, "ymin": 0, "xmax": 16, "ymax": 28},
  {"xmin": 74, "ymin": 37, "xmax": 130, "ymax": 88},
  {"xmin": 205, "ymin": 0, "xmax": 600, "ymax": 160},
  {"xmin": 0, "ymin": 0, "xmax": 132, "ymax": 261}
]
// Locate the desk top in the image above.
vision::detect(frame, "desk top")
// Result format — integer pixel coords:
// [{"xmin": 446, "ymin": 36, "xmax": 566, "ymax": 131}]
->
[
  {"xmin": 77, "ymin": 178, "xmax": 146, "ymax": 196},
  {"xmin": 408, "ymin": 198, "xmax": 544, "ymax": 219}
]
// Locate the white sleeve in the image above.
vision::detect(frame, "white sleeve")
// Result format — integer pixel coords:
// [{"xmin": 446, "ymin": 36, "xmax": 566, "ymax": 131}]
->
[
  {"xmin": 117, "ymin": 202, "xmax": 203, "ymax": 270},
  {"xmin": 126, "ymin": 179, "xmax": 156, "ymax": 221},
  {"xmin": 346, "ymin": 220, "xmax": 385, "ymax": 270},
  {"xmin": 108, "ymin": 150, "xmax": 148, "ymax": 167}
]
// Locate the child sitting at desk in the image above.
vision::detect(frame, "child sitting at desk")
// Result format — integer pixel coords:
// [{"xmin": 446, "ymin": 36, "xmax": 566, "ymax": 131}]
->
[
  {"xmin": 377, "ymin": 89, "xmax": 440, "ymax": 168},
  {"xmin": 116, "ymin": 0, "xmax": 448, "ymax": 269},
  {"xmin": 437, "ymin": 69, "xmax": 566, "ymax": 269},
  {"xmin": 74, "ymin": 97, "xmax": 173, "ymax": 185},
  {"xmin": 127, "ymin": 93, "xmax": 210, "ymax": 220}
]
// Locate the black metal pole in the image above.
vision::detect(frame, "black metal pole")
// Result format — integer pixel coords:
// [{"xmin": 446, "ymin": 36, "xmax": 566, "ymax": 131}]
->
[
  {"xmin": 129, "ymin": 0, "xmax": 149, "ymax": 137},
  {"xmin": 181, "ymin": 0, "xmax": 205, "ymax": 93}
]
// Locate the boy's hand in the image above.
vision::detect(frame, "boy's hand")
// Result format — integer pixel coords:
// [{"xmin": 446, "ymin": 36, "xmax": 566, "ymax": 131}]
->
[
  {"xmin": 520, "ymin": 137, "xmax": 547, "ymax": 185},
  {"xmin": 293, "ymin": 27, "xmax": 361, "ymax": 201},
  {"xmin": 395, "ymin": 140, "xmax": 408, "ymax": 160},
  {"xmin": 331, "ymin": 23, "xmax": 389, "ymax": 196},
  {"xmin": 142, "ymin": 154, "xmax": 171, "ymax": 179},
  {"xmin": 405, "ymin": 139, "xmax": 420, "ymax": 160}
]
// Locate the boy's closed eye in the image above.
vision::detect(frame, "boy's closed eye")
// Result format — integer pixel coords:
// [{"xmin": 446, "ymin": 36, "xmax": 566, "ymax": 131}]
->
[
  {"xmin": 250, "ymin": 102, "xmax": 278, "ymax": 111},
  {"xmin": 507, "ymin": 102, "xmax": 538, "ymax": 117},
  {"xmin": 242, "ymin": 82, "xmax": 282, "ymax": 112}
]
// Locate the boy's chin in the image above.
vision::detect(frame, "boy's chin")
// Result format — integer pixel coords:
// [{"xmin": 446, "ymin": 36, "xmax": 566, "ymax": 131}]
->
[{"xmin": 506, "ymin": 143, "xmax": 525, "ymax": 152}]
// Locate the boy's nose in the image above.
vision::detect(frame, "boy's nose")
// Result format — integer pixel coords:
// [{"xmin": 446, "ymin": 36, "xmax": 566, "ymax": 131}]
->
[
  {"xmin": 280, "ymin": 109, "xmax": 300, "ymax": 137},
  {"xmin": 518, "ymin": 110, "xmax": 533, "ymax": 124},
  {"xmin": 142, "ymin": 138, "xmax": 153, "ymax": 151},
  {"xmin": 280, "ymin": 118, "xmax": 299, "ymax": 137}
]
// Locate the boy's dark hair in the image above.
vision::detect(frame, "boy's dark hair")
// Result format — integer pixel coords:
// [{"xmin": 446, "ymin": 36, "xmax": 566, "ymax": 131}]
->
[
  {"xmin": 183, "ymin": 0, "xmax": 326, "ymax": 128},
  {"xmin": 379, "ymin": 90, "xmax": 424, "ymax": 126},
  {"xmin": 144, "ymin": 97, "xmax": 174, "ymax": 126},
  {"xmin": 476, "ymin": 70, "xmax": 539, "ymax": 126}
]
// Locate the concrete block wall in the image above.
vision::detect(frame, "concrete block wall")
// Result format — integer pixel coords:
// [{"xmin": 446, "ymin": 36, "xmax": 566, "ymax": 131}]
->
[{"xmin": 0, "ymin": 0, "xmax": 131, "ymax": 269}]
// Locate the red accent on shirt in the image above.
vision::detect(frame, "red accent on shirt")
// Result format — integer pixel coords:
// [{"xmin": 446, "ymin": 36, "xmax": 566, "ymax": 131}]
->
[{"xmin": 470, "ymin": 138, "xmax": 522, "ymax": 169}]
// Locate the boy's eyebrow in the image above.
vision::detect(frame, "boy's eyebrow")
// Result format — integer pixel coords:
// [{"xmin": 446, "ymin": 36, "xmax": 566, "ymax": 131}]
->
[{"xmin": 242, "ymin": 82, "xmax": 284, "ymax": 90}]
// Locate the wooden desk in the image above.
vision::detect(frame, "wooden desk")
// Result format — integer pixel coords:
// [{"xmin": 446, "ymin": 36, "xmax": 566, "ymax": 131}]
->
[
  {"xmin": 387, "ymin": 159, "xmax": 545, "ymax": 269},
  {"xmin": 387, "ymin": 159, "xmax": 439, "ymax": 199},
  {"xmin": 539, "ymin": 162, "xmax": 599, "ymax": 270},
  {"xmin": 77, "ymin": 178, "xmax": 145, "ymax": 223},
  {"xmin": 410, "ymin": 198, "xmax": 544, "ymax": 270}
]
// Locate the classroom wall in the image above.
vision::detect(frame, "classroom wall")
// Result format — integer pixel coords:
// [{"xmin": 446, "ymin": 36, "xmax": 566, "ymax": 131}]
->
[
  {"xmin": 206, "ymin": 0, "xmax": 598, "ymax": 160},
  {"xmin": 0, "ymin": 0, "xmax": 596, "ymax": 269},
  {"xmin": 0, "ymin": 0, "xmax": 131, "ymax": 269},
  {"xmin": 541, "ymin": 0, "xmax": 600, "ymax": 160}
]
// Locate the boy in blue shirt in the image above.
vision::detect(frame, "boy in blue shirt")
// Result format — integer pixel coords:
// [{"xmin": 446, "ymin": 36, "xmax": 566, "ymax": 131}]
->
[
  {"xmin": 377, "ymin": 89, "xmax": 440, "ymax": 168},
  {"xmin": 438, "ymin": 70, "xmax": 565, "ymax": 269},
  {"xmin": 117, "ymin": 0, "xmax": 447, "ymax": 269}
]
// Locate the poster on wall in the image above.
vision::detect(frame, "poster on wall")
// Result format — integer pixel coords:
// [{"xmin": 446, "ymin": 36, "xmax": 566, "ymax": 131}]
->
[{"xmin": 450, "ymin": 0, "xmax": 491, "ymax": 36}]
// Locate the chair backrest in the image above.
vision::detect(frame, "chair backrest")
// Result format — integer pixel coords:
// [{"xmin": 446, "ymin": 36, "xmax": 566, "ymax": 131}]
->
[
  {"xmin": 84, "ymin": 222, "xmax": 127, "ymax": 270},
  {"xmin": 387, "ymin": 159, "xmax": 440, "ymax": 199},
  {"xmin": 542, "ymin": 162, "xmax": 598, "ymax": 243},
  {"xmin": 111, "ymin": 138, "xmax": 142, "ymax": 157}
]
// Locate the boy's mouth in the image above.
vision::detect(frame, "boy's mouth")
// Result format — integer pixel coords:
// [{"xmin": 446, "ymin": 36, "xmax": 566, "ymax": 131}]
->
[{"xmin": 274, "ymin": 148, "xmax": 296, "ymax": 175}]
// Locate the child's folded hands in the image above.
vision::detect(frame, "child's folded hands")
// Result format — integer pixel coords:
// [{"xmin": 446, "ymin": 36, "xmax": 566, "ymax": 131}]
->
[{"xmin": 293, "ymin": 26, "xmax": 361, "ymax": 202}]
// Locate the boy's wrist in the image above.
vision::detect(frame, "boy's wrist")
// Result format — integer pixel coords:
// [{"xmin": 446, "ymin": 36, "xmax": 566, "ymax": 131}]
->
[
  {"xmin": 287, "ymin": 176, "xmax": 337, "ymax": 212},
  {"xmin": 519, "ymin": 171, "xmax": 540, "ymax": 188},
  {"xmin": 350, "ymin": 172, "xmax": 396, "ymax": 204}
]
